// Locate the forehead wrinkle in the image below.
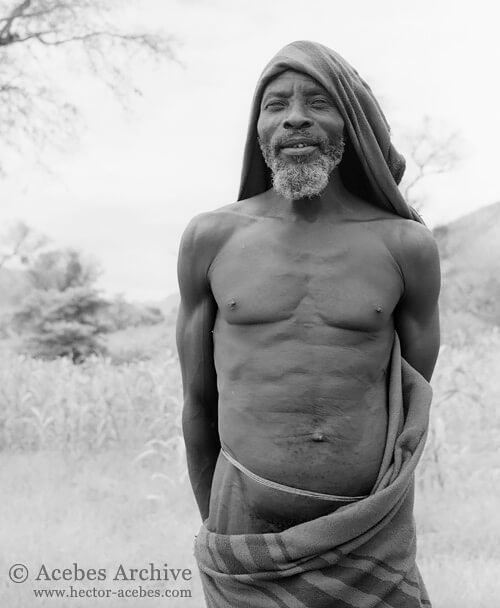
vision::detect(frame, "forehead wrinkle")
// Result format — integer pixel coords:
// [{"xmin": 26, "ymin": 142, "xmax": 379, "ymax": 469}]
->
[{"xmin": 261, "ymin": 72, "xmax": 334, "ymax": 107}]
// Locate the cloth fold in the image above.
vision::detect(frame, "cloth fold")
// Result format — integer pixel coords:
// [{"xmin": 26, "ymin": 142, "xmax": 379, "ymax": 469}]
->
[
  {"xmin": 237, "ymin": 40, "xmax": 423, "ymax": 224},
  {"xmin": 194, "ymin": 334, "xmax": 433, "ymax": 607}
]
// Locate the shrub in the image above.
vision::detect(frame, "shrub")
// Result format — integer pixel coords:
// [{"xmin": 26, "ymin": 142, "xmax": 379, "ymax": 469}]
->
[{"xmin": 12, "ymin": 286, "xmax": 110, "ymax": 362}]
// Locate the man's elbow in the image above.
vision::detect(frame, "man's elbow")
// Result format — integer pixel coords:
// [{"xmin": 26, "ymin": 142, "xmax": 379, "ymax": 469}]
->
[
  {"xmin": 405, "ymin": 336, "xmax": 440, "ymax": 382},
  {"xmin": 423, "ymin": 342, "xmax": 440, "ymax": 382},
  {"xmin": 181, "ymin": 397, "xmax": 218, "ymax": 448}
]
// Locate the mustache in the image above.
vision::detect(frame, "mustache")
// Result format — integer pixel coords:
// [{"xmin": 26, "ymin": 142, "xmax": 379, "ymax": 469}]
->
[
  {"xmin": 258, "ymin": 134, "xmax": 345, "ymax": 160},
  {"xmin": 275, "ymin": 135, "xmax": 319, "ymax": 147},
  {"xmin": 260, "ymin": 132, "xmax": 344, "ymax": 155}
]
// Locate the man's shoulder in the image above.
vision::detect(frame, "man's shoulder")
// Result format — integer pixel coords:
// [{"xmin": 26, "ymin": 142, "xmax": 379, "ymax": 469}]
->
[
  {"xmin": 377, "ymin": 217, "xmax": 440, "ymax": 293},
  {"xmin": 180, "ymin": 199, "xmax": 262, "ymax": 260},
  {"xmin": 182, "ymin": 198, "xmax": 266, "ymax": 245},
  {"xmin": 352, "ymin": 205, "xmax": 439, "ymax": 288},
  {"xmin": 389, "ymin": 218, "xmax": 439, "ymax": 266},
  {"xmin": 352, "ymin": 201, "xmax": 438, "ymax": 260}
]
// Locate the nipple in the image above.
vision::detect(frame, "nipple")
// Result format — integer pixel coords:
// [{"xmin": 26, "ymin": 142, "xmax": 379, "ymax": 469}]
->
[
  {"xmin": 228, "ymin": 298, "xmax": 237, "ymax": 309},
  {"xmin": 375, "ymin": 305, "xmax": 383, "ymax": 313}
]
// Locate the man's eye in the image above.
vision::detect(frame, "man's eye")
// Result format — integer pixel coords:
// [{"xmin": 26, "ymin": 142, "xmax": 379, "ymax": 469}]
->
[
  {"xmin": 311, "ymin": 98, "xmax": 329, "ymax": 108},
  {"xmin": 265, "ymin": 101, "xmax": 285, "ymax": 110}
]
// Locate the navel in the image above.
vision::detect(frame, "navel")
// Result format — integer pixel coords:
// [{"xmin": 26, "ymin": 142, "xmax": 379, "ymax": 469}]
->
[{"xmin": 311, "ymin": 432, "xmax": 326, "ymax": 442}]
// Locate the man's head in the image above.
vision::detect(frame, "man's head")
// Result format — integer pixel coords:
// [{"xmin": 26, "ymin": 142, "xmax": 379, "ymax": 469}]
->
[
  {"xmin": 238, "ymin": 41, "xmax": 422, "ymax": 222},
  {"xmin": 257, "ymin": 70, "xmax": 345, "ymax": 201}
]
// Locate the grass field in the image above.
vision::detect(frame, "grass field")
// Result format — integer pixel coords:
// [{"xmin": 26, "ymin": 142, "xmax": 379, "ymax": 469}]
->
[
  {"xmin": 0, "ymin": 450, "xmax": 203, "ymax": 607},
  {"xmin": 1, "ymin": 325, "xmax": 499, "ymax": 607}
]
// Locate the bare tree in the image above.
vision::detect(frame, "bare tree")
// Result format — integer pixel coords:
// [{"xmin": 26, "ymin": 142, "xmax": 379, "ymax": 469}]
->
[
  {"xmin": 0, "ymin": 0, "xmax": 176, "ymax": 171},
  {"xmin": 400, "ymin": 116, "xmax": 460, "ymax": 211}
]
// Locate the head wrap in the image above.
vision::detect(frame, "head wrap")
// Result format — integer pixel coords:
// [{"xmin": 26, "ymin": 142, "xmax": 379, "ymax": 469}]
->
[{"xmin": 238, "ymin": 40, "xmax": 422, "ymax": 223}]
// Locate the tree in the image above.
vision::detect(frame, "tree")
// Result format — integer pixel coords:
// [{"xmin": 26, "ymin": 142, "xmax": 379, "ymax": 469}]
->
[
  {"xmin": 27, "ymin": 247, "xmax": 100, "ymax": 290},
  {"xmin": 399, "ymin": 116, "xmax": 460, "ymax": 211},
  {"xmin": 12, "ymin": 246, "xmax": 110, "ymax": 361},
  {"xmin": 0, "ymin": 0, "xmax": 175, "ymax": 170},
  {"xmin": 12, "ymin": 285, "xmax": 110, "ymax": 361}
]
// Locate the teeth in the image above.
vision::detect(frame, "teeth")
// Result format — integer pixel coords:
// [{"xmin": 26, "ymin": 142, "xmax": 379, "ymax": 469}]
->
[{"xmin": 281, "ymin": 142, "xmax": 315, "ymax": 150}]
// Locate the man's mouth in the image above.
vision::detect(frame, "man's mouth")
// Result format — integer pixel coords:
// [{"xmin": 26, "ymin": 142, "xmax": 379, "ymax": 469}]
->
[{"xmin": 279, "ymin": 141, "xmax": 318, "ymax": 156}]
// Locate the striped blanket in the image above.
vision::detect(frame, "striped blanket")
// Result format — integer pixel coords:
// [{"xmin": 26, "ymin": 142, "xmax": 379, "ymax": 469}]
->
[{"xmin": 194, "ymin": 335, "xmax": 433, "ymax": 607}]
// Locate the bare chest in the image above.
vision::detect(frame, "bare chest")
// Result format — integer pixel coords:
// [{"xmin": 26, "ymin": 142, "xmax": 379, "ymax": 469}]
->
[{"xmin": 209, "ymin": 221, "xmax": 403, "ymax": 333}]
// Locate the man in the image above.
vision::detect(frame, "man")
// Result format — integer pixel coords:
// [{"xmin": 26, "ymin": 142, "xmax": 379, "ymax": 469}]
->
[{"xmin": 177, "ymin": 41, "xmax": 439, "ymax": 608}]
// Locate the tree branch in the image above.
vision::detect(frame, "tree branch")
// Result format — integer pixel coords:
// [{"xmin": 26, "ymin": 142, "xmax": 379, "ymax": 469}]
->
[
  {"xmin": 1, "ymin": 27, "xmax": 173, "ymax": 59},
  {"xmin": 0, "ymin": 0, "xmax": 177, "ymax": 173},
  {"xmin": 401, "ymin": 117, "xmax": 460, "ymax": 206},
  {"xmin": 0, "ymin": 7, "xmax": 61, "ymax": 23},
  {"xmin": 0, "ymin": 0, "xmax": 32, "ymax": 44},
  {"xmin": 1, "ymin": 29, "xmax": 53, "ymax": 45},
  {"xmin": 33, "ymin": 30, "xmax": 168, "ymax": 50}
]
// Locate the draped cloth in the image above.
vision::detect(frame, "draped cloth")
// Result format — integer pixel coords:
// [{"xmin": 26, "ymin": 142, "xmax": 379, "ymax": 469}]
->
[
  {"xmin": 238, "ymin": 40, "xmax": 423, "ymax": 224},
  {"xmin": 194, "ymin": 334, "xmax": 433, "ymax": 607}
]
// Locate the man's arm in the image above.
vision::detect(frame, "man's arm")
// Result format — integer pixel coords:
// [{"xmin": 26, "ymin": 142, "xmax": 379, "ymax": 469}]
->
[
  {"xmin": 176, "ymin": 215, "xmax": 220, "ymax": 520},
  {"xmin": 394, "ymin": 222, "xmax": 441, "ymax": 382}
]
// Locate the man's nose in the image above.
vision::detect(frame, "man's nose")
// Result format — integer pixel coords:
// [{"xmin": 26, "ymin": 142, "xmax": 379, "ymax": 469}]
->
[{"xmin": 283, "ymin": 102, "xmax": 313, "ymax": 130}]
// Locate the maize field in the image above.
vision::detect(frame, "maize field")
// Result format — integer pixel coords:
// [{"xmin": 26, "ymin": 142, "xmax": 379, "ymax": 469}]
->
[{"xmin": 0, "ymin": 325, "xmax": 499, "ymax": 606}]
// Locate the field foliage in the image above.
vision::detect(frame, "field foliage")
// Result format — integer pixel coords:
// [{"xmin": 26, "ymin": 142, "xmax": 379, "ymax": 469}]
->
[
  {"xmin": 0, "ymin": 346, "xmax": 182, "ymax": 458},
  {"xmin": 0, "ymin": 320, "xmax": 499, "ymax": 606}
]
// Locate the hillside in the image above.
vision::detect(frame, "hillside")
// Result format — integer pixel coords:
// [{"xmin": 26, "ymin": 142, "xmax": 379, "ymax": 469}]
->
[
  {"xmin": 433, "ymin": 201, "xmax": 500, "ymax": 270},
  {"xmin": 433, "ymin": 201, "xmax": 500, "ymax": 328},
  {"xmin": 146, "ymin": 292, "xmax": 180, "ymax": 322}
]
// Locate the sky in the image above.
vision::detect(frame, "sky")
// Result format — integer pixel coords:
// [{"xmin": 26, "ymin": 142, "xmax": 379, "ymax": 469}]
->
[{"xmin": 1, "ymin": 0, "xmax": 499, "ymax": 301}]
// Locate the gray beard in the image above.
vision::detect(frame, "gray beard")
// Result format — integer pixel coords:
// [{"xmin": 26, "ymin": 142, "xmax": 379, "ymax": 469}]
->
[{"xmin": 259, "ymin": 136, "xmax": 345, "ymax": 201}]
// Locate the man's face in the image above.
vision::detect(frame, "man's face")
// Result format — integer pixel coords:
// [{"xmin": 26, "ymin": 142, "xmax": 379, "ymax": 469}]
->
[{"xmin": 257, "ymin": 70, "xmax": 345, "ymax": 201}]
